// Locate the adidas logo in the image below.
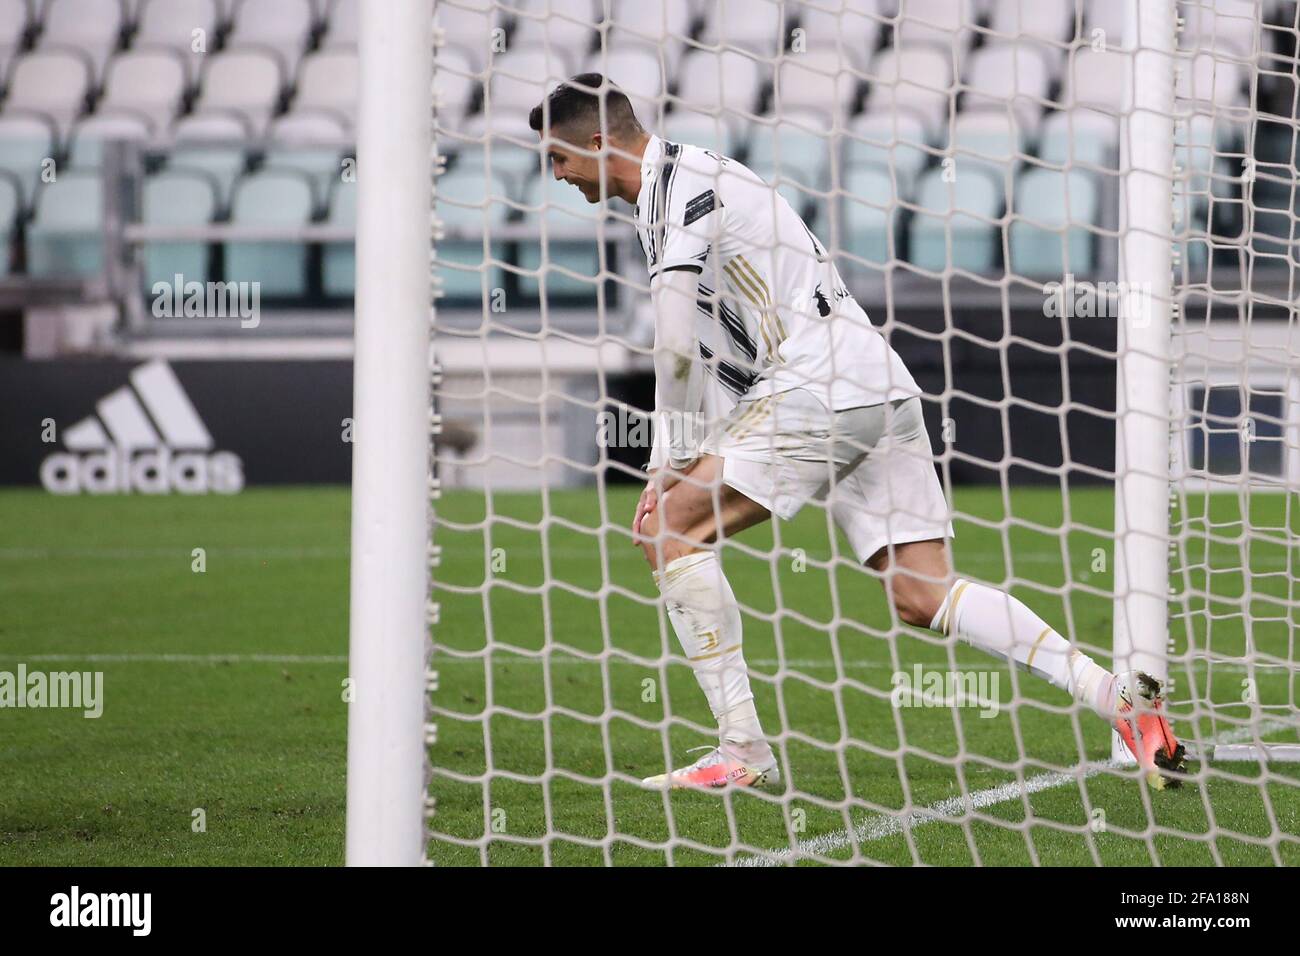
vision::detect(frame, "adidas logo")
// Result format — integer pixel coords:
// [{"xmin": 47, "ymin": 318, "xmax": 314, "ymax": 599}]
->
[{"xmin": 40, "ymin": 360, "xmax": 244, "ymax": 495}]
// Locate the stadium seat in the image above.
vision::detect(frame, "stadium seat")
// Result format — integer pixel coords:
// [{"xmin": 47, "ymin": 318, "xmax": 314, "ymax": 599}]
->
[
  {"xmin": 134, "ymin": 0, "xmax": 221, "ymax": 82},
  {"xmin": 225, "ymin": 169, "xmax": 315, "ymax": 296},
  {"xmin": 772, "ymin": 50, "xmax": 858, "ymax": 118},
  {"xmin": 433, "ymin": 166, "xmax": 510, "ymax": 302},
  {"xmin": 735, "ymin": 159, "xmax": 823, "ymax": 230},
  {"xmin": 675, "ymin": 48, "xmax": 767, "ymax": 117},
  {"xmin": 988, "ymin": 0, "xmax": 1074, "ymax": 46},
  {"xmin": 962, "ymin": 42, "xmax": 1053, "ymax": 128},
  {"xmin": 1064, "ymin": 48, "xmax": 1131, "ymax": 114},
  {"xmin": 844, "ymin": 111, "xmax": 930, "ymax": 195},
  {"xmin": 1038, "ymin": 108, "xmax": 1120, "ymax": 170},
  {"xmin": 793, "ymin": 1, "xmax": 885, "ymax": 72},
  {"xmin": 894, "ymin": 0, "xmax": 976, "ymax": 68},
  {"xmin": 269, "ymin": 110, "xmax": 349, "ymax": 143},
  {"xmin": 1178, "ymin": 51, "xmax": 1247, "ymax": 109},
  {"xmin": 484, "ymin": 45, "xmax": 574, "ymax": 114},
  {"xmin": 582, "ymin": 44, "xmax": 669, "ymax": 124},
  {"xmin": 519, "ymin": 172, "xmax": 609, "ymax": 301},
  {"xmin": 606, "ymin": 0, "xmax": 694, "ymax": 55},
  {"xmin": 321, "ymin": 179, "xmax": 355, "ymax": 297},
  {"xmin": 661, "ymin": 109, "xmax": 741, "ymax": 157},
  {"xmin": 264, "ymin": 113, "xmax": 349, "ymax": 213},
  {"xmin": 511, "ymin": 0, "xmax": 602, "ymax": 58},
  {"xmin": 194, "ymin": 48, "xmax": 284, "ymax": 136},
  {"xmin": 98, "ymin": 50, "xmax": 188, "ymax": 133},
  {"xmin": 67, "ymin": 112, "xmax": 152, "ymax": 167},
  {"xmin": 865, "ymin": 45, "xmax": 953, "ymax": 138},
  {"xmin": 1084, "ymin": 0, "xmax": 1128, "ymax": 49},
  {"xmin": 228, "ymin": 0, "xmax": 316, "ymax": 77},
  {"xmin": 434, "ymin": 45, "xmax": 480, "ymax": 129},
  {"xmin": 746, "ymin": 115, "xmax": 832, "ymax": 192},
  {"xmin": 26, "ymin": 170, "xmax": 103, "ymax": 277},
  {"xmin": 1175, "ymin": 112, "xmax": 1225, "ymax": 196},
  {"xmin": 0, "ymin": 173, "xmax": 18, "ymax": 278},
  {"xmin": 948, "ymin": 109, "xmax": 1025, "ymax": 181},
  {"xmin": 4, "ymin": 50, "xmax": 93, "ymax": 133},
  {"xmin": 909, "ymin": 164, "xmax": 1001, "ymax": 273},
  {"xmin": 39, "ymin": 0, "xmax": 123, "ymax": 79},
  {"xmin": 448, "ymin": 112, "xmax": 545, "ymax": 192},
  {"xmin": 0, "ymin": 0, "xmax": 31, "ymax": 84},
  {"xmin": 842, "ymin": 163, "xmax": 899, "ymax": 267},
  {"xmin": 141, "ymin": 169, "xmax": 217, "ymax": 289},
  {"xmin": 322, "ymin": 0, "xmax": 358, "ymax": 48},
  {"xmin": 296, "ymin": 48, "xmax": 358, "ymax": 127},
  {"xmin": 437, "ymin": 0, "xmax": 508, "ymax": 73},
  {"xmin": 698, "ymin": 0, "xmax": 789, "ymax": 58},
  {"xmin": 1182, "ymin": 0, "xmax": 1258, "ymax": 57},
  {"xmin": 1009, "ymin": 167, "xmax": 1099, "ymax": 276},
  {"xmin": 169, "ymin": 113, "xmax": 251, "ymax": 210},
  {"xmin": 0, "ymin": 113, "xmax": 57, "ymax": 207}
]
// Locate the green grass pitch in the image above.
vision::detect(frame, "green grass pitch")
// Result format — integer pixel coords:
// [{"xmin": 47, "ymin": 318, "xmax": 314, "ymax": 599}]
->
[{"xmin": 1, "ymin": 484, "xmax": 1296, "ymax": 866}]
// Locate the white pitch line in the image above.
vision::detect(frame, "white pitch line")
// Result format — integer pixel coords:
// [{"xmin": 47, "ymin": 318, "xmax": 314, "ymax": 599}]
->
[
  {"xmin": 727, "ymin": 719, "xmax": 1296, "ymax": 867},
  {"xmin": 0, "ymin": 654, "xmax": 1291, "ymax": 676},
  {"xmin": 5, "ymin": 653, "xmax": 348, "ymax": 664}
]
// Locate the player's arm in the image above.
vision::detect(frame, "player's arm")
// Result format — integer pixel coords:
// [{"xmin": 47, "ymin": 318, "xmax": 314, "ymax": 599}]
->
[
  {"xmin": 649, "ymin": 265, "xmax": 705, "ymax": 473},
  {"xmin": 633, "ymin": 266, "xmax": 703, "ymax": 539}
]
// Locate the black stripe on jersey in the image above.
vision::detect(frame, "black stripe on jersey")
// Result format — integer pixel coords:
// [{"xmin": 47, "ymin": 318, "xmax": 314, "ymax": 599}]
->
[
  {"xmin": 697, "ymin": 283, "xmax": 758, "ymax": 363},
  {"xmin": 648, "ymin": 142, "xmax": 681, "ymax": 268},
  {"xmin": 799, "ymin": 218, "xmax": 828, "ymax": 261},
  {"xmin": 698, "ymin": 342, "xmax": 757, "ymax": 397}
]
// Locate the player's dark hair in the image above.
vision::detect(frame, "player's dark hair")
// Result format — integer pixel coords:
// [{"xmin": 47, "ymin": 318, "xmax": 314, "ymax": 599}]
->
[{"xmin": 528, "ymin": 73, "xmax": 645, "ymax": 141}]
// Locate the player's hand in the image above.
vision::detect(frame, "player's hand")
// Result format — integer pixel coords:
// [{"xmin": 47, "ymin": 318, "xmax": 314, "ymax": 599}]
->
[{"xmin": 632, "ymin": 480, "xmax": 658, "ymax": 541}]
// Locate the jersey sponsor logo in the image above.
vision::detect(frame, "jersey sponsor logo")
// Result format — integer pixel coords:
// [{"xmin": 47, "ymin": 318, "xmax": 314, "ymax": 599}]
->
[
  {"xmin": 811, "ymin": 281, "xmax": 855, "ymax": 317},
  {"xmin": 683, "ymin": 189, "xmax": 720, "ymax": 226},
  {"xmin": 813, "ymin": 285, "xmax": 832, "ymax": 317},
  {"xmin": 40, "ymin": 360, "xmax": 244, "ymax": 495}
]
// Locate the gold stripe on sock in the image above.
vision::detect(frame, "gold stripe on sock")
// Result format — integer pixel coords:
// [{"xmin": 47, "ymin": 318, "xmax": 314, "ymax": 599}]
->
[
  {"xmin": 1026, "ymin": 626, "xmax": 1053, "ymax": 672},
  {"xmin": 941, "ymin": 580, "xmax": 970, "ymax": 635},
  {"xmin": 689, "ymin": 642, "xmax": 741, "ymax": 662},
  {"xmin": 658, "ymin": 553, "xmax": 708, "ymax": 588}
]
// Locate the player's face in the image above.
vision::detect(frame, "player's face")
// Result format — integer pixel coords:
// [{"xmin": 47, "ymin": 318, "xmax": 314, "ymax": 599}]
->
[{"xmin": 545, "ymin": 135, "xmax": 604, "ymax": 203}]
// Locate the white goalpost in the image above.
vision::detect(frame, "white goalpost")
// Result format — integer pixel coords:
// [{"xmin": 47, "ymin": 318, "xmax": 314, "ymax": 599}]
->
[
  {"xmin": 345, "ymin": 1, "xmax": 435, "ymax": 866},
  {"xmin": 1110, "ymin": 0, "xmax": 1176, "ymax": 760},
  {"xmin": 347, "ymin": 0, "xmax": 1300, "ymax": 866}
]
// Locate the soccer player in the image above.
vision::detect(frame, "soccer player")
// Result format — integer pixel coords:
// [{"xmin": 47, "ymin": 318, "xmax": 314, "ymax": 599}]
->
[{"xmin": 528, "ymin": 74, "xmax": 1186, "ymax": 792}]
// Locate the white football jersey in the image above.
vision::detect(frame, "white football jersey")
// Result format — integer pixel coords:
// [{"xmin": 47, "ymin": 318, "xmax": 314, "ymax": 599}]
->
[{"xmin": 634, "ymin": 134, "xmax": 920, "ymax": 410}]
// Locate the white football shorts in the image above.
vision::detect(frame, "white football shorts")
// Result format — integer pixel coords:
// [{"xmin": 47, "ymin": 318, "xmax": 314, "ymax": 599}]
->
[{"xmin": 697, "ymin": 388, "xmax": 955, "ymax": 564}]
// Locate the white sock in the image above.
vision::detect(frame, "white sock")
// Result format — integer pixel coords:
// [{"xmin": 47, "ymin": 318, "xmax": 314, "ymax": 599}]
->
[
  {"xmin": 653, "ymin": 552, "xmax": 773, "ymax": 767},
  {"xmin": 930, "ymin": 578, "xmax": 1117, "ymax": 719}
]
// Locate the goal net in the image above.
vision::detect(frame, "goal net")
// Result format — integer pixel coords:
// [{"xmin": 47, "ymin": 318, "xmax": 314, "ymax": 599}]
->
[{"xmin": 348, "ymin": 0, "xmax": 1300, "ymax": 866}]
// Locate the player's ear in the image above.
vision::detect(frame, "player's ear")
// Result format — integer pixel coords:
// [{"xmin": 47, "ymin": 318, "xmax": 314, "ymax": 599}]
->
[{"xmin": 590, "ymin": 131, "xmax": 604, "ymax": 155}]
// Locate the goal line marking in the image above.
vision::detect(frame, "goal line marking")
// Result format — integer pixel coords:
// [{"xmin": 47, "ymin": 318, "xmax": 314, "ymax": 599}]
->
[{"xmin": 726, "ymin": 719, "xmax": 1296, "ymax": 867}]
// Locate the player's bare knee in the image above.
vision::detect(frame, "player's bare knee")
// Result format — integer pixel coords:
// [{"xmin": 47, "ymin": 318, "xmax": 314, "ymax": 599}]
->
[{"xmin": 888, "ymin": 577, "xmax": 944, "ymax": 629}]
